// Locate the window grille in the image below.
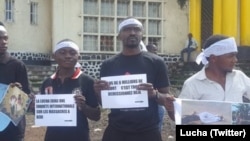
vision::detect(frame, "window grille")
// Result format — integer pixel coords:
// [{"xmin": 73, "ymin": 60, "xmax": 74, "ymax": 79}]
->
[
  {"xmin": 30, "ymin": 2, "xmax": 38, "ymax": 25},
  {"xmin": 82, "ymin": 0, "xmax": 164, "ymax": 53},
  {"xmin": 5, "ymin": 0, "xmax": 15, "ymax": 22}
]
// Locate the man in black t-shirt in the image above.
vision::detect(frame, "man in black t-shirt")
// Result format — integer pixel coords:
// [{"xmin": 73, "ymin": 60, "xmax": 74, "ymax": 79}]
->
[
  {"xmin": 94, "ymin": 17, "xmax": 175, "ymax": 141},
  {"xmin": 0, "ymin": 22, "xmax": 31, "ymax": 141},
  {"xmin": 40, "ymin": 39, "xmax": 100, "ymax": 141}
]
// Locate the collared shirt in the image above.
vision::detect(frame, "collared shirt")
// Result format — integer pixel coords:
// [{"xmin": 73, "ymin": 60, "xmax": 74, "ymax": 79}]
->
[
  {"xmin": 184, "ymin": 38, "xmax": 198, "ymax": 49},
  {"xmin": 179, "ymin": 67, "xmax": 250, "ymax": 102},
  {"xmin": 40, "ymin": 68, "xmax": 98, "ymax": 141}
]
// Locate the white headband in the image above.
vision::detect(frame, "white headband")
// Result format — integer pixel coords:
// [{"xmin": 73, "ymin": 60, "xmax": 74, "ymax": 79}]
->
[
  {"xmin": 118, "ymin": 18, "xmax": 142, "ymax": 32},
  {"xmin": 0, "ymin": 25, "xmax": 7, "ymax": 32},
  {"xmin": 140, "ymin": 41, "xmax": 147, "ymax": 51},
  {"xmin": 196, "ymin": 37, "xmax": 238, "ymax": 65},
  {"xmin": 54, "ymin": 41, "xmax": 79, "ymax": 53}
]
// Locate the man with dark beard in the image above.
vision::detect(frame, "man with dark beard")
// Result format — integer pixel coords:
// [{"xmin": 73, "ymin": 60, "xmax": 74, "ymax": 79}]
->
[
  {"xmin": 94, "ymin": 17, "xmax": 175, "ymax": 141},
  {"xmin": 0, "ymin": 22, "xmax": 31, "ymax": 141}
]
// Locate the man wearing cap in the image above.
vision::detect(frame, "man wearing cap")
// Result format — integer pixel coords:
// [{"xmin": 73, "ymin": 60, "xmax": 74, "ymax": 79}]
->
[
  {"xmin": 94, "ymin": 17, "xmax": 175, "ymax": 141},
  {"xmin": 179, "ymin": 34, "xmax": 250, "ymax": 102},
  {"xmin": 40, "ymin": 39, "xmax": 100, "ymax": 141},
  {"xmin": 0, "ymin": 22, "xmax": 31, "ymax": 141}
]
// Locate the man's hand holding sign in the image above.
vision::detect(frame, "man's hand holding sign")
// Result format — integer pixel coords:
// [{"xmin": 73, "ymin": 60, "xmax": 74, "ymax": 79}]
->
[
  {"xmin": 94, "ymin": 74, "xmax": 175, "ymax": 120},
  {"xmin": 99, "ymin": 74, "xmax": 148, "ymax": 108}
]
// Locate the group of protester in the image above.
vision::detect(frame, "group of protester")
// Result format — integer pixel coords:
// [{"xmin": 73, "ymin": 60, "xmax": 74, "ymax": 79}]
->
[{"xmin": 1, "ymin": 16, "xmax": 250, "ymax": 141}]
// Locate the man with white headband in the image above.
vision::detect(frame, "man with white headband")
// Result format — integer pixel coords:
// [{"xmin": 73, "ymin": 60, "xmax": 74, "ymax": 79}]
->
[
  {"xmin": 40, "ymin": 39, "xmax": 100, "ymax": 141},
  {"xmin": 94, "ymin": 17, "xmax": 174, "ymax": 141},
  {"xmin": 0, "ymin": 22, "xmax": 31, "ymax": 141},
  {"xmin": 179, "ymin": 34, "xmax": 250, "ymax": 103},
  {"xmin": 53, "ymin": 39, "xmax": 79, "ymax": 54}
]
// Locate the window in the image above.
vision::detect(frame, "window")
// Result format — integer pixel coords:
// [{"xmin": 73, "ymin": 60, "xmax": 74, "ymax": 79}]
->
[
  {"xmin": 84, "ymin": 17, "xmax": 98, "ymax": 33},
  {"xmin": 5, "ymin": 0, "xmax": 15, "ymax": 22},
  {"xmin": 30, "ymin": 2, "xmax": 38, "ymax": 25},
  {"xmin": 117, "ymin": 0, "xmax": 129, "ymax": 16},
  {"xmin": 133, "ymin": 1, "xmax": 146, "ymax": 17},
  {"xmin": 82, "ymin": 0, "xmax": 164, "ymax": 53},
  {"xmin": 148, "ymin": 20, "xmax": 161, "ymax": 35},
  {"xmin": 84, "ymin": 0, "xmax": 98, "ymax": 15},
  {"xmin": 101, "ymin": 18, "xmax": 114, "ymax": 33},
  {"xmin": 100, "ymin": 36, "xmax": 114, "ymax": 51},
  {"xmin": 83, "ymin": 35, "xmax": 98, "ymax": 51},
  {"xmin": 148, "ymin": 2, "xmax": 161, "ymax": 18},
  {"xmin": 101, "ymin": 0, "xmax": 114, "ymax": 16}
]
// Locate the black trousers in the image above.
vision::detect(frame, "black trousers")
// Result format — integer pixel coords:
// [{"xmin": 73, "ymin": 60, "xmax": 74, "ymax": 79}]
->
[{"xmin": 102, "ymin": 125, "xmax": 162, "ymax": 141}]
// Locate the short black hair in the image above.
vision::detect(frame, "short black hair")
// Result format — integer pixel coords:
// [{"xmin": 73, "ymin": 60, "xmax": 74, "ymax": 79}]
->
[
  {"xmin": 146, "ymin": 43, "xmax": 156, "ymax": 50},
  {"xmin": 188, "ymin": 33, "xmax": 192, "ymax": 37},
  {"xmin": 203, "ymin": 34, "xmax": 229, "ymax": 49}
]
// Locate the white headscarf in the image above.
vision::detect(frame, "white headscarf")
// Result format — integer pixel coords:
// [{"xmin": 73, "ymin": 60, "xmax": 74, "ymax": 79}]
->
[
  {"xmin": 118, "ymin": 18, "xmax": 145, "ymax": 51},
  {"xmin": 118, "ymin": 18, "xmax": 143, "ymax": 32},
  {"xmin": 0, "ymin": 25, "xmax": 7, "ymax": 32},
  {"xmin": 196, "ymin": 37, "xmax": 238, "ymax": 65},
  {"xmin": 140, "ymin": 41, "xmax": 147, "ymax": 51},
  {"xmin": 53, "ymin": 41, "xmax": 79, "ymax": 53}
]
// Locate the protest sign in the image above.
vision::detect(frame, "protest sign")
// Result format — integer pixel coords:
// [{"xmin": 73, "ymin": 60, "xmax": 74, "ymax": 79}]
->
[
  {"xmin": 0, "ymin": 83, "xmax": 31, "ymax": 127},
  {"xmin": 35, "ymin": 94, "xmax": 76, "ymax": 126},
  {"xmin": 101, "ymin": 74, "xmax": 148, "ymax": 108}
]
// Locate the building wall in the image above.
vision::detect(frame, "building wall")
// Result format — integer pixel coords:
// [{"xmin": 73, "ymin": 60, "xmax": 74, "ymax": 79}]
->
[
  {"xmin": 0, "ymin": 0, "xmax": 189, "ymax": 64},
  {"xmin": 52, "ymin": 0, "xmax": 82, "ymax": 49},
  {"xmin": 0, "ymin": 0, "xmax": 52, "ymax": 53},
  {"xmin": 52, "ymin": 0, "xmax": 188, "ymax": 55},
  {"xmin": 163, "ymin": 0, "xmax": 189, "ymax": 54},
  {"xmin": 191, "ymin": 0, "xmax": 250, "ymax": 48}
]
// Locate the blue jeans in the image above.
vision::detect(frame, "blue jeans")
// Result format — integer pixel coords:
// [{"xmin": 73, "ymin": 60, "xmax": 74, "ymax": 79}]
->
[
  {"xmin": 180, "ymin": 47, "xmax": 196, "ymax": 62},
  {"xmin": 158, "ymin": 105, "xmax": 166, "ymax": 132}
]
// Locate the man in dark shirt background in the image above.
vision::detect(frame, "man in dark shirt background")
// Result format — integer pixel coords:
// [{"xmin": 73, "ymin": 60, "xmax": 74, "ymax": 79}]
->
[{"xmin": 0, "ymin": 21, "xmax": 31, "ymax": 141}]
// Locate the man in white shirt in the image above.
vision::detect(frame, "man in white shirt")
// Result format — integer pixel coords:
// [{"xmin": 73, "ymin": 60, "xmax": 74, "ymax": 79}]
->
[
  {"xmin": 179, "ymin": 34, "xmax": 250, "ymax": 102},
  {"xmin": 180, "ymin": 33, "xmax": 198, "ymax": 62}
]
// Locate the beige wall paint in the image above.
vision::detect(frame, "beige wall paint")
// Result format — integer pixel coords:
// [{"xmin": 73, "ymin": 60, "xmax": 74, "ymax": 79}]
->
[
  {"xmin": 0, "ymin": 0, "xmax": 52, "ymax": 53},
  {"xmin": 0, "ymin": 0, "xmax": 188, "ymax": 55},
  {"xmin": 52, "ymin": 0, "xmax": 82, "ymax": 51},
  {"xmin": 163, "ymin": 0, "xmax": 189, "ymax": 54}
]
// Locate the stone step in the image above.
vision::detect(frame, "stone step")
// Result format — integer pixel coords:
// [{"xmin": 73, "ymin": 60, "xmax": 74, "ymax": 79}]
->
[{"xmin": 26, "ymin": 65, "xmax": 55, "ymax": 93}]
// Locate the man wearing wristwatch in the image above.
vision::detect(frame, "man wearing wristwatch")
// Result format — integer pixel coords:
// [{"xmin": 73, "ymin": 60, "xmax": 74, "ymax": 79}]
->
[{"xmin": 94, "ymin": 17, "xmax": 175, "ymax": 141}]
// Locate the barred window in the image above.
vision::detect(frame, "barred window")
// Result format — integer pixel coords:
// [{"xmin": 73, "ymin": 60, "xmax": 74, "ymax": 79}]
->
[
  {"xmin": 101, "ymin": 0, "xmax": 114, "ymax": 16},
  {"xmin": 5, "ymin": 0, "xmax": 15, "ymax": 22},
  {"xmin": 30, "ymin": 2, "xmax": 38, "ymax": 25},
  {"xmin": 82, "ymin": 0, "xmax": 164, "ymax": 53}
]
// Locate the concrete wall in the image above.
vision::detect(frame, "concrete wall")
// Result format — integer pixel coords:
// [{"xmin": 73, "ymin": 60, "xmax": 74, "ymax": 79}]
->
[
  {"xmin": 52, "ymin": 0, "xmax": 82, "ymax": 50},
  {"xmin": 0, "ymin": 0, "xmax": 188, "ymax": 55},
  {"xmin": 0, "ymin": 0, "xmax": 52, "ymax": 53},
  {"xmin": 52, "ymin": 0, "xmax": 189, "ymax": 55},
  {"xmin": 163, "ymin": 0, "xmax": 189, "ymax": 54}
]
